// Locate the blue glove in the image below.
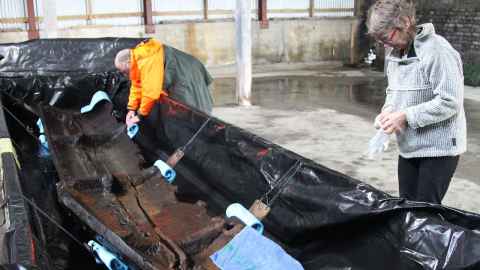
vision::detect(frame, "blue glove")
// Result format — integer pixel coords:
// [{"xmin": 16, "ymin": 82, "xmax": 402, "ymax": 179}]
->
[{"xmin": 127, "ymin": 124, "xmax": 139, "ymax": 139}]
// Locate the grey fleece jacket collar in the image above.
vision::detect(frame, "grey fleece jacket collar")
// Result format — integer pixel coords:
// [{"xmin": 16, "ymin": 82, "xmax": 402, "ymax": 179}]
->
[{"xmin": 387, "ymin": 23, "xmax": 435, "ymax": 63}]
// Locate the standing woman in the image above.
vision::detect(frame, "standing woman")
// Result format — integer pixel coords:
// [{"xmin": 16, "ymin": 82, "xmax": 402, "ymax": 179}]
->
[{"xmin": 367, "ymin": 0, "xmax": 467, "ymax": 204}]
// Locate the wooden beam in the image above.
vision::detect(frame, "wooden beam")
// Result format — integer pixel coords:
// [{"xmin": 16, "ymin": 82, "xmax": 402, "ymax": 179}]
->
[
  {"xmin": 258, "ymin": 0, "xmax": 268, "ymax": 28},
  {"xmin": 267, "ymin": 8, "xmax": 355, "ymax": 14},
  {"xmin": 85, "ymin": 0, "xmax": 93, "ymax": 25},
  {"xmin": 26, "ymin": 0, "xmax": 39, "ymax": 39},
  {"xmin": 203, "ymin": 0, "xmax": 208, "ymax": 20},
  {"xmin": 143, "ymin": 0, "xmax": 155, "ymax": 34},
  {"xmin": 354, "ymin": 0, "xmax": 362, "ymax": 17},
  {"xmin": 0, "ymin": 17, "xmax": 28, "ymax": 24},
  {"xmin": 314, "ymin": 8, "xmax": 355, "ymax": 13}
]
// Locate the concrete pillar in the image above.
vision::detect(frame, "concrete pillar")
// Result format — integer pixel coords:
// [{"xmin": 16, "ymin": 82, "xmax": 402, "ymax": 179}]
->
[
  {"xmin": 42, "ymin": 0, "xmax": 58, "ymax": 38},
  {"xmin": 235, "ymin": 0, "xmax": 252, "ymax": 106}
]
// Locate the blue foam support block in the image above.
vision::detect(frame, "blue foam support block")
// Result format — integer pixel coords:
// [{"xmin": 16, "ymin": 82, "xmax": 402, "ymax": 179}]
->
[
  {"xmin": 36, "ymin": 118, "xmax": 45, "ymax": 133},
  {"xmin": 81, "ymin": 91, "xmax": 111, "ymax": 114},
  {"xmin": 153, "ymin": 159, "xmax": 176, "ymax": 183},
  {"xmin": 226, "ymin": 203, "xmax": 264, "ymax": 234},
  {"xmin": 36, "ymin": 119, "xmax": 50, "ymax": 156},
  {"xmin": 88, "ymin": 240, "xmax": 129, "ymax": 270}
]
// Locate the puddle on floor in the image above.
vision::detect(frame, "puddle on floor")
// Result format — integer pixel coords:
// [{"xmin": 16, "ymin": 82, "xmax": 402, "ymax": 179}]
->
[{"xmin": 212, "ymin": 76, "xmax": 480, "ymax": 184}]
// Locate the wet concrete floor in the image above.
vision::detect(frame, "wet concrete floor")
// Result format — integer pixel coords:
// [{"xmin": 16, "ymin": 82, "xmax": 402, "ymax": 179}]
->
[{"xmin": 212, "ymin": 75, "xmax": 480, "ymax": 213}]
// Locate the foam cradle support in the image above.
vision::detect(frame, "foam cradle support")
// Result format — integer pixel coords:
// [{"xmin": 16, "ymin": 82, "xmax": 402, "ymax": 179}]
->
[
  {"xmin": 127, "ymin": 124, "xmax": 139, "ymax": 139},
  {"xmin": 36, "ymin": 118, "xmax": 49, "ymax": 155},
  {"xmin": 154, "ymin": 159, "xmax": 176, "ymax": 183},
  {"xmin": 88, "ymin": 240, "xmax": 129, "ymax": 270},
  {"xmin": 80, "ymin": 91, "xmax": 111, "ymax": 114},
  {"xmin": 36, "ymin": 118, "xmax": 45, "ymax": 133},
  {"xmin": 226, "ymin": 203, "xmax": 264, "ymax": 234}
]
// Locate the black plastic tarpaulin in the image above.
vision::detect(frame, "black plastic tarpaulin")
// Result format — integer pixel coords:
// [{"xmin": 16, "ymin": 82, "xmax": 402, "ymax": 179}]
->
[
  {"xmin": 1, "ymin": 38, "xmax": 480, "ymax": 270},
  {"xmin": 0, "ymin": 151, "xmax": 34, "ymax": 267},
  {"xmin": 0, "ymin": 38, "xmax": 142, "ymax": 112},
  {"xmin": 0, "ymin": 102, "xmax": 36, "ymax": 267}
]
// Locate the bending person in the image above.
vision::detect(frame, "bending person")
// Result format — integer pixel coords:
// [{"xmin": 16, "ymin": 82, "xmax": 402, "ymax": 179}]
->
[{"xmin": 114, "ymin": 38, "xmax": 213, "ymax": 126}]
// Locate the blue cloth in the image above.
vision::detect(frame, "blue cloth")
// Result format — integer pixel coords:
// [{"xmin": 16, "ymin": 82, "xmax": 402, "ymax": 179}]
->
[
  {"xmin": 210, "ymin": 226, "xmax": 304, "ymax": 270},
  {"xmin": 226, "ymin": 203, "xmax": 263, "ymax": 234},
  {"xmin": 80, "ymin": 91, "xmax": 111, "ymax": 114},
  {"xmin": 153, "ymin": 159, "xmax": 176, "ymax": 183}
]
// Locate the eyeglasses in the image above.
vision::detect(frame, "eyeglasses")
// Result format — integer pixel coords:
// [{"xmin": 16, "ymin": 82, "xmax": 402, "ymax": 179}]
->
[{"xmin": 376, "ymin": 28, "xmax": 398, "ymax": 46}]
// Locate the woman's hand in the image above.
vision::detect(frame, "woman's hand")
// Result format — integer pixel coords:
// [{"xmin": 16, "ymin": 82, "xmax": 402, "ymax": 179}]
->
[{"xmin": 379, "ymin": 111, "xmax": 407, "ymax": 134}]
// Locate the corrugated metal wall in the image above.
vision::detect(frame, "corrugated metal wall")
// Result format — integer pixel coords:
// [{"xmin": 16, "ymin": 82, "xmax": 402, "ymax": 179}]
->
[
  {"xmin": 206, "ymin": 0, "xmax": 257, "ymax": 20},
  {"xmin": 152, "ymin": 0, "xmax": 203, "ymax": 22},
  {"xmin": 0, "ymin": 0, "xmax": 27, "ymax": 31},
  {"xmin": 207, "ymin": 0, "xmax": 234, "ymax": 20},
  {"xmin": 268, "ymin": 0, "xmax": 355, "ymax": 18},
  {"xmin": 268, "ymin": 0, "xmax": 310, "ymax": 18},
  {"xmin": 56, "ymin": 0, "xmax": 87, "ymax": 28},
  {"xmin": 90, "ymin": 0, "xmax": 142, "ymax": 26},
  {"xmin": 315, "ymin": 0, "xmax": 355, "ymax": 17},
  {"xmin": 35, "ymin": 0, "xmax": 143, "ymax": 28},
  {"xmin": 0, "ymin": 0, "xmax": 355, "ymax": 31}
]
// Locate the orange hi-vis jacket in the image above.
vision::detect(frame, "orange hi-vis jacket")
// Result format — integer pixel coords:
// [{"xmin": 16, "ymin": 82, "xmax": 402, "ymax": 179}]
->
[{"xmin": 127, "ymin": 39, "xmax": 168, "ymax": 116}]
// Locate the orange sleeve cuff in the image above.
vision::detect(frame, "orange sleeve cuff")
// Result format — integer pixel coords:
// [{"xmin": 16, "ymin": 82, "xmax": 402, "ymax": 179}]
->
[{"xmin": 138, "ymin": 95, "xmax": 156, "ymax": 116}]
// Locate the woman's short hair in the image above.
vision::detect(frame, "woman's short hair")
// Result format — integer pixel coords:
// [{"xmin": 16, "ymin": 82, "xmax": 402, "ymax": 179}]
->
[{"xmin": 367, "ymin": 0, "xmax": 416, "ymax": 37}]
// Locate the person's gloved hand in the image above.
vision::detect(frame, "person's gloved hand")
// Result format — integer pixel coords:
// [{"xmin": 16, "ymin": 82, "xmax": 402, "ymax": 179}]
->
[{"xmin": 126, "ymin": 110, "xmax": 140, "ymax": 127}]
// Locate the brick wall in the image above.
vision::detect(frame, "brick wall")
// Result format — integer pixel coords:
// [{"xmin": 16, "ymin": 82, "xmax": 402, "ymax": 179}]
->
[{"xmin": 416, "ymin": 0, "xmax": 480, "ymax": 64}]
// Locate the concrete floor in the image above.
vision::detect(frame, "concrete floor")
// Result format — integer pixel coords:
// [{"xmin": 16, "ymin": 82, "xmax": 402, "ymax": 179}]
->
[{"xmin": 210, "ymin": 65, "xmax": 480, "ymax": 214}]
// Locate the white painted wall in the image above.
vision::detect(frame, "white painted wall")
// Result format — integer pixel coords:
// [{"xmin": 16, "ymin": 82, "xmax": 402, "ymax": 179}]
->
[{"xmin": 0, "ymin": 18, "xmax": 356, "ymax": 66}]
